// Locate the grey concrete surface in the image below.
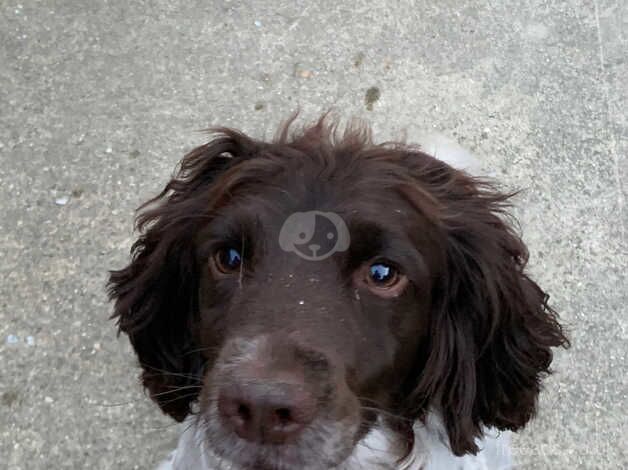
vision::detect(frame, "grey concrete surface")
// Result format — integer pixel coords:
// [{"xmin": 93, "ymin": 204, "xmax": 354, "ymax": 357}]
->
[{"xmin": 0, "ymin": 1, "xmax": 626, "ymax": 468}]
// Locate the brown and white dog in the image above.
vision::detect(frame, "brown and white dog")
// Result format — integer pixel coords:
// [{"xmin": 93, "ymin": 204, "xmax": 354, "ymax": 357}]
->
[{"xmin": 109, "ymin": 117, "xmax": 568, "ymax": 469}]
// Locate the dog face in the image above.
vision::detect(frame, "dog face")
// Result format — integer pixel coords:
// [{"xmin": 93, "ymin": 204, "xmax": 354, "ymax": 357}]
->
[
  {"xmin": 193, "ymin": 173, "xmax": 433, "ymax": 468},
  {"xmin": 109, "ymin": 119, "xmax": 567, "ymax": 469}
]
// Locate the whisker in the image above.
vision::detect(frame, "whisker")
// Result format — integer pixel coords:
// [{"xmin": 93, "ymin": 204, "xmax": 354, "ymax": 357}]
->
[
  {"xmin": 92, "ymin": 398, "xmax": 145, "ymax": 408},
  {"xmin": 150, "ymin": 384, "xmax": 203, "ymax": 399},
  {"xmin": 156, "ymin": 392, "xmax": 202, "ymax": 408},
  {"xmin": 138, "ymin": 363, "xmax": 204, "ymax": 381},
  {"xmin": 183, "ymin": 345, "xmax": 222, "ymax": 356},
  {"xmin": 358, "ymin": 405, "xmax": 414, "ymax": 424}
]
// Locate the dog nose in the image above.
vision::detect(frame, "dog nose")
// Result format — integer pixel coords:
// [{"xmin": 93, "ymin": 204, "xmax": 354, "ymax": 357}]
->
[
  {"xmin": 308, "ymin": 243, "xmax": 320, "ymax": 254},
  {"xmin": 217, "ymin": 381, "xmax": 316, "ymax": 444}
]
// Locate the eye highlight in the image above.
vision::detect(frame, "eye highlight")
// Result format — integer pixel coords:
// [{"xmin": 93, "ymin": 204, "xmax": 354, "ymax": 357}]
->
[
  {"xmin": 211, "ymin": 247, "xmax": 242, "ymax": 275},
  {"xmin": 369, "ymin": 263, "xmax": 397, "ymax": 285}
]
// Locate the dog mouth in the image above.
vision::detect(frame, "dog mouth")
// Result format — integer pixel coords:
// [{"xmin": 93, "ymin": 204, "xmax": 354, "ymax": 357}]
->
[
  {"xmin": 204, "ymin": 427, "xmax": 350, "ymax": 470},
  {"xmin": 200, "ymin": 402, "xmax": 362, "ymax": 470}
]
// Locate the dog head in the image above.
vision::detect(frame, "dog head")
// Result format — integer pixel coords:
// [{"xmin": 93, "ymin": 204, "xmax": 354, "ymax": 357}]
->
[{"xmin": 109, "ymin": 118, "xmax": 568, "ymax": 469}]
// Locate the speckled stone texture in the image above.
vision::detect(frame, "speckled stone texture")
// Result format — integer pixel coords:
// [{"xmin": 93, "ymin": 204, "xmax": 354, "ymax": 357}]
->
[{"xmin": 0, "ymin": 1, "xmax": 625, "ymax": 469}]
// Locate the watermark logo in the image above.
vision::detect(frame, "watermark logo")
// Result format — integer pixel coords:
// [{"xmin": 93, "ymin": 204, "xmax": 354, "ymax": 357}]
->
[{"xmin": 279, "ymin": 211, "xmax": 350, "ymax": 261}]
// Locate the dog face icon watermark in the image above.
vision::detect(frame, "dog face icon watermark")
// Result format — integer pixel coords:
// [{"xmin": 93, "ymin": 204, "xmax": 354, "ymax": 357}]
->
[{"xmin": 278, "ymin": 211, "xmax": 350, "ymax": 261}]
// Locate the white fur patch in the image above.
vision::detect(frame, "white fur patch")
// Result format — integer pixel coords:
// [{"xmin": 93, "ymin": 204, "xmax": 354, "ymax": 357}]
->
[
  {"xmin": 340, "ymin": 422, "xmax": 423, "ymax": 469},
  {"xmin": 158, "ymin": 413, "xmax": 512, "ymax": 470},
  {"xmin": 416, "ymin": 132, "xmax": 483, "ymax": 175}
]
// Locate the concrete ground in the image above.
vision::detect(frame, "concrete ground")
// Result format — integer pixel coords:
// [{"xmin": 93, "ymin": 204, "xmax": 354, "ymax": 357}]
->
[{"xmin": 1, "ymin": 1, "xmax": 626, "ymax": 468}]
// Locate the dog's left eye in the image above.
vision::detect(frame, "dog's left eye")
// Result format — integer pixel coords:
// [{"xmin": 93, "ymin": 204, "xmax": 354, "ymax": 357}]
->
[
  {"xmin": 212, "ymin": 247, "xmax": 242, "ymax": 274},
  {"xmin": 353, "ymin": 260, "xmax": 408, "ymax": 298}
]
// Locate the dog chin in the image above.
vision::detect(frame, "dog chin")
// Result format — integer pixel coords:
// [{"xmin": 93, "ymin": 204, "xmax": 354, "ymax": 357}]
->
[{"xmin": 199, "ymin": 413, "xmax": 358, "ymax": 470}]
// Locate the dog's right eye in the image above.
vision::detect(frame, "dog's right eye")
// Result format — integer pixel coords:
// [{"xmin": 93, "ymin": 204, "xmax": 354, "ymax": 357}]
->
[{"xmin": 212, "ymin": 247, "xmax": 242, "ymax": 275}]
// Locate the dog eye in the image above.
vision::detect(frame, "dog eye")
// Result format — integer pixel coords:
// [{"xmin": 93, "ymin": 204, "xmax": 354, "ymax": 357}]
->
[
  {"xmin": 212, "ymin": 247, "xmax": 242, "ymax": 274},
  {"xmin": 368, "ymin": 263, "xmax": 398, "ymax": 286},
  {"xmin": 353, "ymin": 260, "xmax": 408, "ymax": 298}
]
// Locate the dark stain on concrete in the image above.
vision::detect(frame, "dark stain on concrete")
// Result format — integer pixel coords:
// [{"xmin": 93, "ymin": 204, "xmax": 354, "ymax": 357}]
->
[
  {"xmin": 2, "ymin": 390, "xmax": 19, "ymax": 407},
  {"xmin": 365, "ymin": 86, "xmax": 380, "ymax": 110},
  {"xmin": 353, "ymin": 52, "xmax": 365, "ymax": 67}
]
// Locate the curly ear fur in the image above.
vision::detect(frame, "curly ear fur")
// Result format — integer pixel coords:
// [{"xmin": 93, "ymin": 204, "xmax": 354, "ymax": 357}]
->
[
  {"xmin": 107, "ymin": 131, "xmax": 259, "ymax": 421},
  {"xmin": 403, "ymin": 157, "xmax": 569, "ymax": 456}
]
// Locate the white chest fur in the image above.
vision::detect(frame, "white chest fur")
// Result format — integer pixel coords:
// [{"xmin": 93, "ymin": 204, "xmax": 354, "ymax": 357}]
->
[{"xmin": 158, "ymin": 413, "xmax": 512, "ymax": 470}]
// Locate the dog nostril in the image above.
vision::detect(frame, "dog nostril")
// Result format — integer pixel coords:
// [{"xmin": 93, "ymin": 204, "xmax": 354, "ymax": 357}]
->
[
  {"xmin": 274, "ymin": 407, "xmax": 292, "ymax": 424},
  {"xmin": 237, "ymin": 403, "xmax": 252, "ymax": 422}
]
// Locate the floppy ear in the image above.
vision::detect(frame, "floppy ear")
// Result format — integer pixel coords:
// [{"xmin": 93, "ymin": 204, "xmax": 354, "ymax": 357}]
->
[
  {"xmin": 108, "ymin": 131, "xmax": 258, "ymax": 421},
  {"xmin": 405, "ymin": 160, "xmax": 569, "ymax": 456}
]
